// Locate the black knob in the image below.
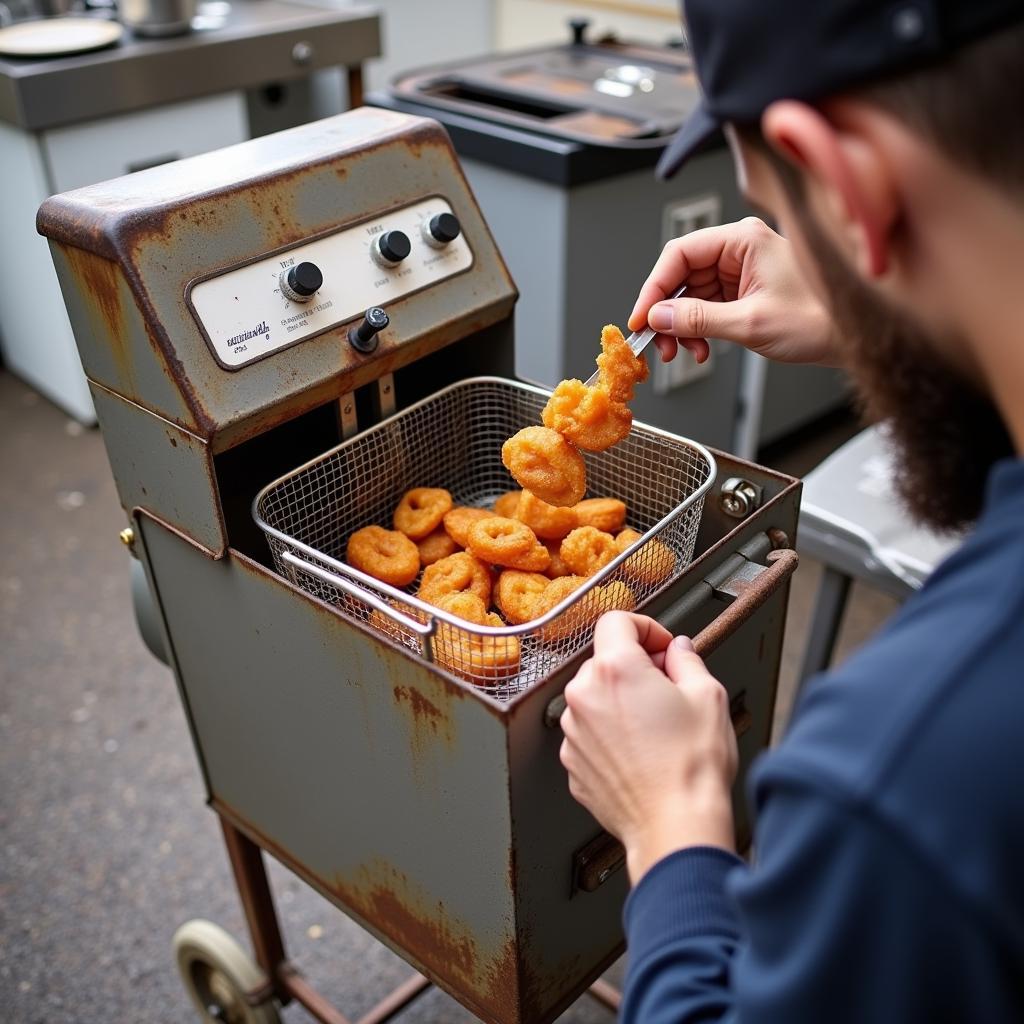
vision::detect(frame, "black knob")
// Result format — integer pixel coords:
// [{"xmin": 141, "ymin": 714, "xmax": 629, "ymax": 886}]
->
[
  {"xmin": 348, "ymin": 307, "xmax": 389, "ymax": 353},
  {"xmin": 377, "ymin": 230, "xmax": 411, "ymax": 265},
  {"xmin": 569, "ymin": 17, "xmax": 589, "ymax": 45},
  {"xmin": 286, "ymin": 261, "xmax": 322, "ymax": 298},
  {"xmin": 426, "ymin": 212, "xmax": 461, "ymax": 245}
]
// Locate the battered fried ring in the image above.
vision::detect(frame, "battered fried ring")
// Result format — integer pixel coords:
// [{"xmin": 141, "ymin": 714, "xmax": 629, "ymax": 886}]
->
[
  {"xmin": 596, "ymin": 323, "xmax": 650, "ymax": 403},
  {"xmin": 543, "ymin": 539, "xmax": 572, "ymax": 579},
  {"xmin": 506, "ymin": 540, "xmax": 551, "ymax": 573},
  {"xmin": 615, "ymin": 528, "xmax": 676, "ymax": 587},
  {"xmin": 494, "ymin": 570, "xmax": 549, "ymax": 625},
  {"xmin": 541, "ymin": 378, "xmax": 633, "ymax": 452},
  {"xmin": 514, "ymin": 490, "xmax": 577, "ymax": 540},
  {"xmin": 531, "ymin": 575, "xmax": 589, "ymax": 641},
  {"xmin": 418, "ymin": 551, "xmax": 491, "ymax": 606},
  {"xmin": 501, "ymin": 426, "xmax": 587, "ymax": 508},
  {"xmin": 573, "ymin": 497, "xmax": 627, "ymax": 533},
  {"xmin": 442, "ymin": 506, "xmax": 492, "ymax": 547},
  {"xmin": 434, "ymin": 593, "xmax": 521, "ymax": 683},
  {"xmin": 346, "ymin": 526, "xmax": 420, "ymax": 587},
  {"xmin": 560, "ymin": 526, "xmax": 620, "ymax": 577},
  {"xmin": 466, "ymin": 516, "xmax": 535, "ymax": 566},
  {"xmin": 416, "ymin": 527, "xmax": 459, "ymax": 566},
  {"xmin": 393, "ymin": 487, "xmax": 453, "ymax": 540},
  {"xmin": 492, "ymin": 490, "xmax": 523, "ymax": 518}
]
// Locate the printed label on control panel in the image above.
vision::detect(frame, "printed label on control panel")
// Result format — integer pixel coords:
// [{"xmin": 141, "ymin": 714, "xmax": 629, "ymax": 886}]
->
[{"xmin": 188, "ymin": 197, "xmax": 472, "ymax": 369}]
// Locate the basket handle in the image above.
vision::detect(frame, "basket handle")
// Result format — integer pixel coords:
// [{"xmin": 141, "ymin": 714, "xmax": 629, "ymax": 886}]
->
[
  {"xmin": 280, "ymin": 550, "xmax": 438, "ymax": 656},
  {"xmin": 544, "ymin": 546, "xmax": 797, "ymax": 729}
]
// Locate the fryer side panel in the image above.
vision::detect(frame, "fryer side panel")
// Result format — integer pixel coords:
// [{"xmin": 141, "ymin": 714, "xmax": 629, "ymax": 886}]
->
[{"xmin": 140, "ymin": 519, "xmax": 526, "ymax": 1023}]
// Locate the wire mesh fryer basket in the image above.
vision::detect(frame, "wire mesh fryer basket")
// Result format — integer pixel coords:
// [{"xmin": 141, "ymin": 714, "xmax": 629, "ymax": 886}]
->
[{"xmin": 253, "ymin": 377, "xmax": 716, "ymax": 700}]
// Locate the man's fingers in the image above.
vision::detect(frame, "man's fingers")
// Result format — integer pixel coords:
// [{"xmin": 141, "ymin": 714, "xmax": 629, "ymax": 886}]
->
[
  {"xmin": 593, "ymin": 611, "xmax": 673, "ymax": 662},
  {"xmin": 647, "ymin": 295, "xmax": 756, "ymax": 346},
  {"xmin": 663, "ymin": 635, "xmax": 714, "ymax": 687},
  {"xmin": 654, "ymin": 336, "xmax": 711, "ymax": 364}
]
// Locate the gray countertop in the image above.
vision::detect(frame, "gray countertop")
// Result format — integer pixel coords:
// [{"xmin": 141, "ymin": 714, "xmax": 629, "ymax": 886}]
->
[{"xmin": 0, "ymin": 0, "xmax": 380, "ymax": 130}]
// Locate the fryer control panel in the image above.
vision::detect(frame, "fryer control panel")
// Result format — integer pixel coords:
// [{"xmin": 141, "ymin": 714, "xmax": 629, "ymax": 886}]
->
[{"xmin": 188, "ymin": 197, "xmax": 473, "ymax": 370}]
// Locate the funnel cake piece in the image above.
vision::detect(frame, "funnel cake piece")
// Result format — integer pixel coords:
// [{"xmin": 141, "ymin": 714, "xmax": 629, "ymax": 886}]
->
[{"xmin": 501, "ymin": 426, "xmax": 587, "ymax": 507}]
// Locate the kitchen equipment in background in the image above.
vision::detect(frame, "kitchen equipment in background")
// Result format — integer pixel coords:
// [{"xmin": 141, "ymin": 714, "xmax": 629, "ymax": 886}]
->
[
  {"xmin": 0, "ymin": 0, "xmax": 380, "ymax": 424},
  {"xmin": 118, "ymin": 0, "xmax": 195, "ymax": 37},
  {"xmin": 0, "ymin": 16, "xmax": 121, "ymax": 56},
  {"xmin": 372, "ymin": 22, "xmax": 849, "ymax": 456},
  {"xmin": 39, "ymin": 107, "xmax": 799, "ymax": 1024}
]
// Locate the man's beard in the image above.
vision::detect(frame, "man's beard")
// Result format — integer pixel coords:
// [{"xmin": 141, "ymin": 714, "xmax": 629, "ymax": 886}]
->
[{"xmin": 794, "ymin": 211, "xmax": 1013, "ymax": 533}]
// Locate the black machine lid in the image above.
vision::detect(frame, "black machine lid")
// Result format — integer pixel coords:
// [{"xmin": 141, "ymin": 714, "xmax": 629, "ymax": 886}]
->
[{"xmin": 387, "ymin": 33, "xmax": 701, "ymax": 152}]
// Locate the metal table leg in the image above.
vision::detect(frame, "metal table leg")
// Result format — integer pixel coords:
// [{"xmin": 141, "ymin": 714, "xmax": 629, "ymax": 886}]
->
[{"xmin": 797, "ymin": 566, "xmax": 852, "ymax": 689}]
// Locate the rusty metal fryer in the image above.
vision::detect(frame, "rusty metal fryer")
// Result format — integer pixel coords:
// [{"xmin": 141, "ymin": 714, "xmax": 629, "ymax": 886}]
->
[{"xmin": 37, "ymin": 108, "xmax": 801, "ymax": 1024}]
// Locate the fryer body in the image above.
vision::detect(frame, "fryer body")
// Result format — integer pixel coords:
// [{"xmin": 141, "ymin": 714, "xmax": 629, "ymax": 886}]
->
[{"xmin": 137, "ymin": 451, "xmax": 799, "ymax": 1024}]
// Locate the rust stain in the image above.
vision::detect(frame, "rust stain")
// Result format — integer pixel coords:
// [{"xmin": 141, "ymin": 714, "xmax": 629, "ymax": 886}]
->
[
  {"xmin": 332, "ymin": 859, "xmax": 521, "ymax": 1023},
  {"xmin": 63, "ymin": 247, "xmax": 129, "ymax": 375}
]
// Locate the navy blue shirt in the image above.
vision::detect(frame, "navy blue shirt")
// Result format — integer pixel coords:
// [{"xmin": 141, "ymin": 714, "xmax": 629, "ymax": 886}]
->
[{"xmin": 622, "ymin": 457, "xmax": 1024, "ymax": 1023}]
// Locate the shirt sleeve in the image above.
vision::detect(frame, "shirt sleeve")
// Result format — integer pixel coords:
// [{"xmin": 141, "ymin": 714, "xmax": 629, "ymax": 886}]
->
[{"xmin": 621, "ymin": 783, "xmax": 1011, "ymax": 1024}]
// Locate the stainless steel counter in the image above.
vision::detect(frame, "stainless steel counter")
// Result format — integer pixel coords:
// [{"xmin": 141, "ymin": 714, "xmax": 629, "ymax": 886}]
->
[{"xmin": 0, "ymin": 0, "xmax": 381, "ymax": 130}]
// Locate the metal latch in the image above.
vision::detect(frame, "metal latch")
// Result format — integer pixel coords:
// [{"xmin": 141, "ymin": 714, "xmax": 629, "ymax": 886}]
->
[{"xmin": 719, "ymin": 477, "xmax": 763, "ymax": 518}]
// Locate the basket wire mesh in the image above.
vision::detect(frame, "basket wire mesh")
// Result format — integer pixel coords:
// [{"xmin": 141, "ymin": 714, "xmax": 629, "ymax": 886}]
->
[{"xmin": 254, "ymin": 377, "xmax": 715, "ymax": 700}]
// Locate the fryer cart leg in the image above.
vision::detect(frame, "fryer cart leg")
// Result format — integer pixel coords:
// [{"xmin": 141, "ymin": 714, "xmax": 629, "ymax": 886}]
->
[
  {"xmin": 219, "ymin": 816, "xmax": 434, "ymax": 1024},
  {"xmin": 586, "ymin": 979, "xmax": 623, "ymax": 1013}
]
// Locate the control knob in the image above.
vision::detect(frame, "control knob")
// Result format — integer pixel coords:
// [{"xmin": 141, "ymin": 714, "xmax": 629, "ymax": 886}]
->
[
  {"xmin": 279, "ymin": 261, "xmax": 322, "ymax": 302},
  {"xmin": 370, "ymin": 230, "xmax": 411, "ymax": 269},
  {"xmin": 348, "ymin": 307, "xmax": 389, "ymax": 354},
  {"xmin": 421, "ymin": 212, "xmax": 461, "ymax": 249}
]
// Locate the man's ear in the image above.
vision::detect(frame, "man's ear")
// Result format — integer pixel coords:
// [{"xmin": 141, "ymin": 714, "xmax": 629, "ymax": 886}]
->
[{"xmin": 761, "ymin": 99, "xmax": 899, "ymax": 279}]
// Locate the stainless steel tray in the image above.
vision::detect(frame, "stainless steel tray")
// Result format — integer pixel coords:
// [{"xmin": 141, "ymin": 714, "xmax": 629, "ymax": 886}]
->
[{"xmin": 253, "ymin": 376, "xmax": 716, "ymax": 699}]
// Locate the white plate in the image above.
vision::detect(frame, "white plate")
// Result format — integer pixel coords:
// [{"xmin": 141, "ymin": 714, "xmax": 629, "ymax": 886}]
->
[{"xmin": 0, "ymin": 17, "xmax": 123, "ymax": 57}]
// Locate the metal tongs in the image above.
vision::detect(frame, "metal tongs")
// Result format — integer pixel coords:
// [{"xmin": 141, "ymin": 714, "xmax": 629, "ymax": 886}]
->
[{"xmin": 583, "ymin": 283, "xmax": 688, "ymax": 386}]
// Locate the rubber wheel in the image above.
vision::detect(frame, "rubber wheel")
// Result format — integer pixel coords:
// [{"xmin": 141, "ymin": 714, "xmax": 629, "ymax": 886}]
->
[{"xmin": 173, "ymin": 919, "xmax": 281, "ymax": 1024}]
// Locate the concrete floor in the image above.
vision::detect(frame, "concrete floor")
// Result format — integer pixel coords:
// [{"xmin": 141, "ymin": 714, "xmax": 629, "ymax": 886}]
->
[{"xmin": 0, "ymin": 370, "xmax": 898, "ymax": 1023}]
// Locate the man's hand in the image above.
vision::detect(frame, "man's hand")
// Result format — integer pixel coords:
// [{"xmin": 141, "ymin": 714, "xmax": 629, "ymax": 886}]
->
[
  {"xmin": 559, "ymin": 612, "xmax": 739, "ymax": 886},
  {"xmin": 629, "ymin": 217, "xmax": 839, "ymax": 367}
]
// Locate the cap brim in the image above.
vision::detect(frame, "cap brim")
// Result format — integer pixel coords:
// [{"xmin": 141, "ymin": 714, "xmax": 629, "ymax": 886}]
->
[{"xmin": 656, "ymin": 102, "xmax": 720, "ymax": 180}]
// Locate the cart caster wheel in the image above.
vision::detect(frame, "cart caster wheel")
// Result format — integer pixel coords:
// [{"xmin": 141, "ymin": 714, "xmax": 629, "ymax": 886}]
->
[{"xmin": 173, "ymin": 919, "xmax": 282, "ymax": 1024}]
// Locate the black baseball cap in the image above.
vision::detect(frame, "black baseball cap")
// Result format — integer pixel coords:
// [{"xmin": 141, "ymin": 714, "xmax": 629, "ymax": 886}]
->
[{"xmin": 658, "ymin": 0, "xmax": 1024, "ymax": 179}]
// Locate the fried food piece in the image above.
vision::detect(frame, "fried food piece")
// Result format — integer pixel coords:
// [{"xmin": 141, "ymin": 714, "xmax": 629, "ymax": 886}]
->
[
  {"xmin": 532, "ymin": 575, "xmax": 590, "ymax": 641},
  {"xmin": 346, "ymin": 526, "xmax": 420, "ymax": 587},
  {"xmin": 494, "ymin": 570, "xmax": 550, "ymax": 625},
  {"xmin": 466, "ymin": 516, "xmax": 534, "ymax": 563},
  {"xmin": 492, "ymin": 490, "xmax": 523, "ymax": 518},
  {"xmin": 501, "ymin": 426, "xmax": 587, "ymax": 507},
  {"xmin": 514, "ymin": 490, "xmax": 577, "ymax": 540},
  {"xmin": 600, "ymin": 580, "xmax": 637, "ymax": 613},
  {"xmin": 419, "ymin": 551, "xmax": 491, "ymax": 606},
  {"xmin": 573, "ymin": 497, "xmax": 627, "ymax": 533},
  {"xmin": 416, "ymin": 527, "xmax": 458, "ymax": 566},
  {"xmin": 615, "ymin": 527, "xmax": 676, "ymax": 587},
  {"xmin": 541, "ymin": 378, "xmax": 633, "ymax": 452},
  {"xmin": 433, "ymin": 593, "xmax": 521, "ymax": 683},
  {"xmin": 443, "ymin": 506, "xmax": 492, "ymax": 547},
  {"xmin": 393, "ymin": 487, "xmax": 453, "ymax": 540},
  {"xmin": 466, "ymin": 516, "xmax": 552, "ymax": 572},
  {"xmin": 595, "ymin": 323, "xmax": 649, "ymax": 403},
  {"xmin": 543, "ymin": 538, "xmax": 572, "ymax": 579},
  {"xmin": 560, "ymin": 526, "xmax": 620, "ymax": 577}
]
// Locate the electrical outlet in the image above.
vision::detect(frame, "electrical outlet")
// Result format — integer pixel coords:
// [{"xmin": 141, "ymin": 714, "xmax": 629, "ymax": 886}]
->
[
  {"xmin": 652, "ymin": 193, "xmax": 723, "ymax": 392},
  {"xmin": 652, "ymin": 341, "xmax": 714, "ymax": 394},
  {"xmin": 662, "ymin": 193, "xmax": 722, "ymax": 240}
]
